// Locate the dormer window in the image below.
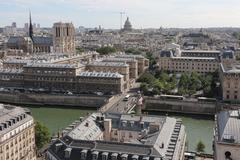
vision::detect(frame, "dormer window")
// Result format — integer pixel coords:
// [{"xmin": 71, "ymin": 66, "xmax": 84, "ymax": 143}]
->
[
  {"xmin": 121, "ymin": 121, "xmax": 127, "ymax": 127},
  {"xmin": 7, "ymin": 121, "xmax": 11, "ymax": 127},
  {"xmin": 102, "ymin": 152, "xmax": 108, "ymax": 160},
  {"xmin": 81, "ymin": 150, "xmax": 87, "ymax": 160}
]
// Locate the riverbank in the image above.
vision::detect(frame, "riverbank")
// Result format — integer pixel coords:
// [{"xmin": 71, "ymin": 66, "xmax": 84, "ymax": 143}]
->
[{"xmin": 0, "ymin": 92, "xmax": 109, "ymax": 107}]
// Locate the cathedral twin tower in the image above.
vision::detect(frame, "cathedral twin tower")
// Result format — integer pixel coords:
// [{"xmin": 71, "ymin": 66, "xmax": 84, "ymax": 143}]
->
[{"xmin": 53, "ymin": 22, "xmax": 75, "ymax": 54}]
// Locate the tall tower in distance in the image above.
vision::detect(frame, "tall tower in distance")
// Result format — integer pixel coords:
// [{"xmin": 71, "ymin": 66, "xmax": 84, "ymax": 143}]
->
[
  {"xmin": 53, "ymin": 22, "xmax": 75, "ymax": 54},
  {"xmin": 29, "ymin": 12, "xmax": 34, "ymax": 41}
]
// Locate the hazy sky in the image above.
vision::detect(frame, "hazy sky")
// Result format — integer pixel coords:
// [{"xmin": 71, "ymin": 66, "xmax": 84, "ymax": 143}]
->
[{"xmin": 1, "ymin": 0, "xmax": 240, "ymax": 29}]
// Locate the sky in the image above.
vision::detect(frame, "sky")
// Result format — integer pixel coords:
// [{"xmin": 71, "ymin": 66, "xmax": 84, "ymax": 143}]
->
[{"xmin": 1, "ymin": 0, "xmax": 240, "ymax": 29}]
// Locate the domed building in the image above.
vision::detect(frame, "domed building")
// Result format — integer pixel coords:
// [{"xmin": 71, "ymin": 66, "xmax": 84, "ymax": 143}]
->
[{"xmin": 122, "ymin": 17, "xmax": 133, "ymax": 32}]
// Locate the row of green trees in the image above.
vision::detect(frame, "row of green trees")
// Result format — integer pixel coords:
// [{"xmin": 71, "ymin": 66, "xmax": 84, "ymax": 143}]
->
[
  {"xmin": 178, "ymin": 72, "xmax": 215, "ymax": 96},
  {"xmin": 138, "ymin": 71, "xmax": 177, "ymax": 95},
  {"xmin": 138, "ymin": 70, "xmax": 217, "ymax": 97},
  {"xmin": 96, "ymin": 46, "xmax": 117, "ymax": 55}
]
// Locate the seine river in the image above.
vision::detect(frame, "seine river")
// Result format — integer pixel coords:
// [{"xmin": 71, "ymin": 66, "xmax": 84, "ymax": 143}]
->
[{"xmin": 27, "ymin": 106, "xmax": 214, "ymax": 154}]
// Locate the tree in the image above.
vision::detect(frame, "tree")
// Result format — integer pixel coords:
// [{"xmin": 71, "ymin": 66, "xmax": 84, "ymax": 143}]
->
[
  {"xmin": 196, "ymin": 140, "xmax": 205, "ymax": 153},
  {"xmin": 35, "ymin": 121, "xmax": 51, "ymax": 149},
  {"xmin": 96, "ymin": 46, "xmax": 116, "ymax": 55},
  {"xmin": 140, "ymin": 83, "xmax": 149, "ymax": 95},
  {"xmin": 76, "ymin": 47, "xmax": 84, "ymax": 53},
  {"xmin": 138, "ymin": 72, "xmax": 156, "ymax": 85},
  {"xmin": 125, "ymin": 48, "xmax": 142, "ymax": 55}
]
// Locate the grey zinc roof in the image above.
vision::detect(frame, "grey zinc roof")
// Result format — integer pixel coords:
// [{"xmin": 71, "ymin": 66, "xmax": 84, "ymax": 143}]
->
[
  {"xmin": 160, "ymin": 50, "xmax": 173, "ymax": 57},
  {"xmin": 0, "ymin": 68, "xmax": 23, "ymax": 74},
  {"xmin": 77, "ymin": 71, "xmax": 123, "ymax": 78},
  {"xmin": 24, "ymin": 63, "xmax": 77, "ymax": 69},
  {"xmin": 116, "ymin": 54, "xmax": 145, "ymax": 59},
  {"xmin": 0, "ymin": 104, "xmax": 33, "ymax": 136},
  {"xmin": 103, "ymin": 57, "xmax": 137, "ymax": 62},
  {"xmin": 32, "ymin": 36, "xmax": 53, "ymax": 45},
  {"xmin": 222, "ymin": 50, "xmax": 234, "ymax": 59},
  {"xmin": 47, "ymin": 113, "xmax": 184, "ymax": 160},
  {"xmin": 217, "ymin": 110, "xmax": 240, "ymax": 144},
  {"xmin": 88, "ymin": 61, "xmax": 129, "ymax": 67},
  {"xmin": 220, "ymin": 63, "xmax": 240, "ymax": 74},
  {"xmin": 7, "ymin": 36, "xmax": 53, "ymax": 46},
  {"xmin": 7, "ymin": 36, "xmax": 24, "ymax": 44}
]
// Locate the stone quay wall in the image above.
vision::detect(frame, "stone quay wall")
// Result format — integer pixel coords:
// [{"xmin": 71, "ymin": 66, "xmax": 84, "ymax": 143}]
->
[
  {"xmin": 143, "ymin": 97, "xmax": 218, "ymax": 115},
  {"xmin": 0, "ymin": 92, "xmax": 109, "ymax": 107}
]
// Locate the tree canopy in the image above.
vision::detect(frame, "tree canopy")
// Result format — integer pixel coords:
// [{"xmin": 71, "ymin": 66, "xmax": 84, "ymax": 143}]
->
[
  {"xmin": 96, "ymin": 46, "xmax": 117, "ymax": 55},
  {"xmin": 138, "ymin": 70, "xmax": 217, "ymax": 97},
  {"xmin": 196, "ymin": 140, "xmax": 205, "ymax": 153},
  {"xmin": 35, "ymin": 121, "xmax": 51, "ymax": 149}
]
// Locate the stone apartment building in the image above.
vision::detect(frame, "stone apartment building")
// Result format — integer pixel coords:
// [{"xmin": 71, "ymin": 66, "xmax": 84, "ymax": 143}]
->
[
  {"xmin": 158, "ymin": 50, "xmax": 220, "ymax": 74},
  {"xmin": 102, "ymin": 57, "xmax": 138, "ymax": 79},
  {"xmin": 115, "ymin": 55, "xmax": 149, "ymax": 75},
  {"xmin": 46, "ymin": 112, "xmax": 186, "ymax": 160},
  {"xmin": 86, "ymin": 61, "xmax": 130, "ymax": 90},
  {"xmin": 219, "ymin": 51, "xmax": 240, "ymax": 101},
  {"xmin": 0, "ymin": 104, "xmax": 36, "ymax": 160},
  {"xmin": 214, "ymin": 110, "xmax": 240, "ymax": 160},
  {"xmin": 0, "ymin": 63, "xmax": 125, "ymax": 94}
]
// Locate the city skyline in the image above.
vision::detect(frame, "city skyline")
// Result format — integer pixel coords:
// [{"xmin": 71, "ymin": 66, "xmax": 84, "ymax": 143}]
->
[{"xmin": 1, "ymin": 0, "xmax": 240, "ymax": 29}]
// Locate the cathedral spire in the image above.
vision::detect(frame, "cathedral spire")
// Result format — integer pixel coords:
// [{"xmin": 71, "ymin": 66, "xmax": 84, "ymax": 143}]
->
[{"xmin": 29, "ymin": 11, "xmax": 34, "ymax": 41}]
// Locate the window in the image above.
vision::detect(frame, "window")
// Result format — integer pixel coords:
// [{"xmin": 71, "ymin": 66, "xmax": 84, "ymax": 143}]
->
[
  {"xmin": 225, "ymin": 151, "xmax": 231, "ymax": 159},
  {"xmin": 226, "ymin": 95, "xmax": 229, "ymax": 99}
]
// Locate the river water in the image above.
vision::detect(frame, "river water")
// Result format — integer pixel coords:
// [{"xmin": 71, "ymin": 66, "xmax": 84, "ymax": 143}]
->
[{"xmin": 27, "ymin": 106, "xmax": 214, "ymax": 154}]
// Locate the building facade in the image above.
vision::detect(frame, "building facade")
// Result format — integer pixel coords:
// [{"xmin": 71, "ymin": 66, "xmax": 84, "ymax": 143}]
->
[
  {"xmin": 86, "ymin": 61, "xmax": 130, "ymax": 90},
  {"xmin": 103, "ymin": 58, "xmax": 138, "ymax": 79},
  {"xmin": 0, "ymin": 63, "xmax": 124, "ymax": 95},
  {"xmin": 0, "ymin": 104, "xmax": 36, "ymax": 160},
  {"xmin": 53, "ymin": 22, "xmax": 75, "ymax": 54},
  {"xmin": 214, "ymin": 110, "xmax": 240, "ymax": 160},
  {"xmin": 115, "ymin": 55, "xmax": 149, "ymax": 75},
  {"xmin": 158, "ymin": 50, "xmax": 220, "ymax": 74},
  {"xmin": 219, "ymin": 51, "xmax": 240, "ymax": 101}
]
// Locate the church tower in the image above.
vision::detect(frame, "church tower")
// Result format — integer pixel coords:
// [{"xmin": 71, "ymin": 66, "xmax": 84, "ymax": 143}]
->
[
  {"xmin": 29, "ymin": 12, "xmax": 34, "ymax": 42},
  {"xmin": 53, "ymin": 22, "xmax": 75, "ymax": 54}
]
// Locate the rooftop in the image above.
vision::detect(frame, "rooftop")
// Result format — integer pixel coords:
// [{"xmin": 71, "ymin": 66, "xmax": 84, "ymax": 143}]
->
[
  {"xmin": 181, "ymin": 50, "xmax": 221, "ymax": 53},
  {"xmin": 77, "ymin": 71, "xmax": 123, "ymax": 78},
  {"xmin": 0, "ymin": 68, "xmax": 23, "ymax": 74},
  {"xmin": 0, "ymin": 104, "xmax": 33, "ymax": 136},
  {"xmin": 103, "ymin": 57, "xmax": 137, "ymax": 62},
  {"xmin": 87, "ymin": 61, "xmax": 129, "ymax": 67},
  {"xmin": 216, "ymin": 110, "xmax": 240, "ymax": 144},
  {"xmin": 47, "ymin": 112, "xmax": 185, "ymax": 160},
  {"xmin": 116, "ymin": 54, "xmax": 145, "ymax": 59},
  {"xmin": 24, "ymin": 63, "xmax": 77, "ymax": 69},
  {"xmin": 220, "ymin": 63, "xmax": 240, "ymax": 74}
]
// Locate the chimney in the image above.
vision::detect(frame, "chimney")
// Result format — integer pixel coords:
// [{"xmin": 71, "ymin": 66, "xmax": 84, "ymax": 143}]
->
[
  {"xmin": 54, "ymin": 143, "xmax": 63, "ymax": 153},
  {"xmin": 140, "ymin": 116, "xmax": 143, "ymax": 122},
  {"xmin": 64, "ymin": 148, "xmax": 72, "ymax": 159}
]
